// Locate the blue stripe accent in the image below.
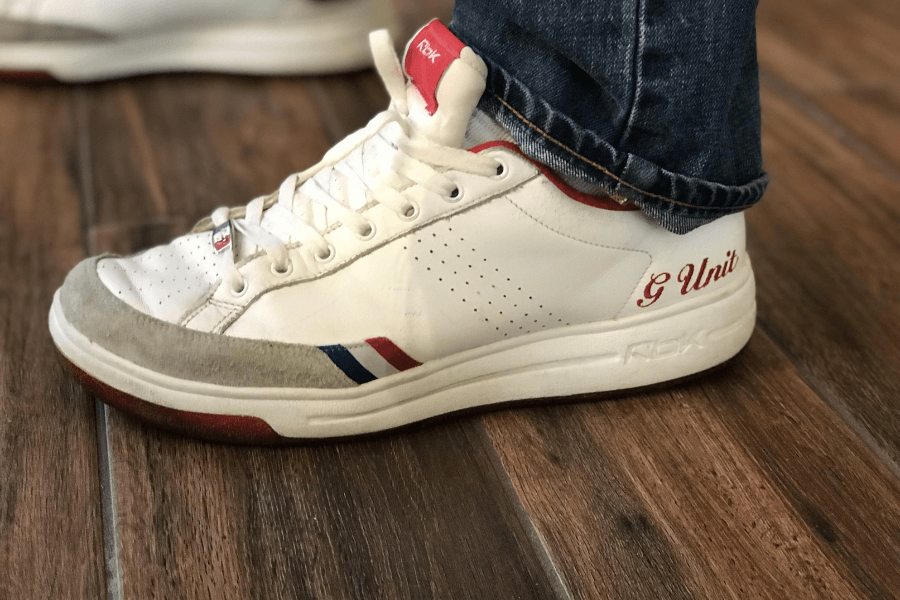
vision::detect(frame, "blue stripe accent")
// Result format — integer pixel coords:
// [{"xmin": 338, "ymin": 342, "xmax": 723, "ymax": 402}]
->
[{"xmin": 317, "ymin": 344, "xmax": 377, "ymax": 384}]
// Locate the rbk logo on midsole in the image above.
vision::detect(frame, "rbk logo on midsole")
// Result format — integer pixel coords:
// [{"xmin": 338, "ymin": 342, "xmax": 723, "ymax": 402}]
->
[
  {"xmin": 638, "ymin": 250, "xmax": 739, "ymax": 308},
  {"xmin": 417, "ymin": 39, "xmax": 441, "ymax": 63},
  {"xmin": 624, "ymin": 331, "xmax": 707, "ymax": 364}
]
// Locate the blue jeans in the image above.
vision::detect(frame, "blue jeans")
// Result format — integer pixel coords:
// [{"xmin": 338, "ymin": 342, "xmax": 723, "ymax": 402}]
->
[{"xmin": 449, "ymin": 0, "xmax": 766, "ymax": 234}]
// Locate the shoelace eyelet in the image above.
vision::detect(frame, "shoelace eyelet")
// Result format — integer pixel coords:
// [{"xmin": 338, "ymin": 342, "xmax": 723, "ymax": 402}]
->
[
  {"xmin": 446, "ymin": 185, "xmax": 463, "ymax": 203},
  {"xmin": 355, "ymin": 221, "xmax": 376, "ymax": 241},
  {"xmin": 315, "ymin": 245, "xmax": 336, "ymax": 264},
  {"xmin": 271, "ymin": 259, "xmax": 293, "ymax": 277},
  {"xmin": 493, "ymin": 160, "xmax": 508, "ymax": 178},
  {"xmin": 230, "ymin": 278, "xmax": 249, "ymax": 297},
  {"xmin": 399, "ymin": 202, "xmax": 420, "ymax": 221}
]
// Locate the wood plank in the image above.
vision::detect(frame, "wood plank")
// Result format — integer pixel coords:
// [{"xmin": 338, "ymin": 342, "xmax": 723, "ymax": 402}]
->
[
  {"xmin": 755, "ymin": 26, "xmax": 848, "ymax": 96},
  {"xmin": 754, "ymin": 74, "xmax": 900, "ymax": 177},
  {"xmin": 758, "ymin": 0, "xmax": 900, "ymax": 172},
  {"xmin": 748, "ymin": 83, "xmax": 900, "ymax": 466},
  {"xmin": 757, "ymin": 0, "xmax": 900, "ymax": 87},
  {"xmin": 705, "ymin": 335, "xmax": 900, "ymax": 599},
  {"xmin": 482, "ymin": 403, "xmax": 703, "ymax": 600},
  {"xmin": 483, "ymin": 332, "xmax": 900, "ymax": 600},
  {"xmin": 109, "ymin": 416, "xmax": 559, "ymax": 599},
  {"xmin": 0, "ymin": 84, "xmax": 106, "ymax": 598},
  {"xmin": 81, "ymin": 73, "xmax": 561, "ymax": 599},
  {"xmin": 809, "ymin": 83, "xmax": 900, "ymax": 174}
]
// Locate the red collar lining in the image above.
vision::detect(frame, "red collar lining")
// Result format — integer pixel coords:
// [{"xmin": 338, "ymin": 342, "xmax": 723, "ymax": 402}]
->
[{"xmin": 469, "ymin": 140, "xmax": 638, "ymax": 212}]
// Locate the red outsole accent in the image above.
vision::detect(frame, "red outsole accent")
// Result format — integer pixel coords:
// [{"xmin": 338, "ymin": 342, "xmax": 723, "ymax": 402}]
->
[
  {"xmin": 61, "ymin": 356, "xmax": 288, "ymax": 445},
  {"xmin": 469, "ymin": 140, "xmax": 639, "ymax": 212},
  {"xmin": 0, "ymin": 69, "xmax": 57, "ymax": 82}
]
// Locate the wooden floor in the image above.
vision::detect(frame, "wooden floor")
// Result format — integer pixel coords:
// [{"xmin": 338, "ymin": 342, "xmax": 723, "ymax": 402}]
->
[{"xmin": 3, "ymin": 0, "xmax": 900, "ymax": 598}]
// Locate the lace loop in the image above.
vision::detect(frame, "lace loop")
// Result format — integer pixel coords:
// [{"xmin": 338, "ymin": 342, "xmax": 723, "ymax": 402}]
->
[{"xmin": 211, "ymin": 29, "xmax": 503, "ymax": 296}]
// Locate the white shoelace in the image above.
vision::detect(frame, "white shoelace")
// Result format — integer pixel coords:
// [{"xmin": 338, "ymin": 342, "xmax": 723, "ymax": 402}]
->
[{"xmin": 206, "ymin": 30, "xmax": 502, "ymax": 294}]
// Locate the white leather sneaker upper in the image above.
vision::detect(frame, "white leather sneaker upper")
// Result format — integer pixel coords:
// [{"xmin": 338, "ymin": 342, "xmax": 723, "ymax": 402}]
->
[
  {"xmin": 93, "ymin": 21, "xmax": 750, "ymax": 366},
  {"xmin": 96, "ymin": 232, "xmax": 234, "ymax": 323}
]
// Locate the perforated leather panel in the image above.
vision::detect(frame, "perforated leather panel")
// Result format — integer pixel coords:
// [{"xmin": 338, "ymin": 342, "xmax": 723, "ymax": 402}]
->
[{"xmin": 97, "ymin": 232, "xmax": 231, "ymax": 323}]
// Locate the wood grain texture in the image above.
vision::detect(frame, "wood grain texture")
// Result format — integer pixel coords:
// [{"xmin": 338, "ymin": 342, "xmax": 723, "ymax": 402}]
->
[
  {"xmin": 757, "ymin": 18, "xmax": 900, "ymax": 174},
  {"xmin": 108, "ymin": 415, "xmax": 559, "ymax": 599},
  {"xmin": 704, "ymin": 334, "xmax": 900, "ymax": 600},
  {"xmin": 748, "ymin": 84, "xmax": 900, "ymax": 467},
  {"xmin": 0, "ymin": 84, "xmax": 106, "ymax": 598},
  {"xmin": 757, "ymin": 0, "xmax": 900, "ymax": 87},
  {"xmin": 809, "ymin": 84, "xmax": 900, "ymax": 174},
  {"xmin": 757, "ymin": 0, "xmax": 900, "ymax": 170},
  {"xmin": 81, "ymin": 73, "xmax": 561, "ymax": 599},
  {"xmin": 482, "ymin": 331, "xmax": 900, "ymax": 600},
  {"xmin": 755, "ymin": 0, "xmax": 900, "ymax": 504}
]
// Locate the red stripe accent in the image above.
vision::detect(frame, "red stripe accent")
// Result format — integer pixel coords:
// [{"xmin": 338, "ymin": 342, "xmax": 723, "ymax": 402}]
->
[
  {"xmin": 365, "ymin": 337, "xmax": 422, "ymax": 372},
  {"xmin": 468, "ymin": 140, "xmax": 639, "ymax": 212}
]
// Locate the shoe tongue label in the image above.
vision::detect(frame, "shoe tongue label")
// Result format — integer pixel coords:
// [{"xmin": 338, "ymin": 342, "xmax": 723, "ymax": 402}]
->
[{"xmin": 404, "ymin": 20, "xmax": 466, "ymax": 115}]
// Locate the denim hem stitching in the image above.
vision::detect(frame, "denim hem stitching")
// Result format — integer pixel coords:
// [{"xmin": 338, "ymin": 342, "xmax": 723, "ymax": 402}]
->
[
  {"xmin": 617, "ymin": 0, "xmax": 645, "ymax": 149},
  {"xmin": 491, "ymin": 93, "xmax": 736, "ymax": 210}
]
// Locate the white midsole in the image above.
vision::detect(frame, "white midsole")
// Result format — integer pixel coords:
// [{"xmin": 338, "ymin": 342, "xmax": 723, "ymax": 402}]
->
[
  {"xmin": 0, "ymin": 9, "xmax": 391, "ymax": 80},
  {"xmin": 49, "ymin": 267, "xmax": 756, "ymax": 438}
]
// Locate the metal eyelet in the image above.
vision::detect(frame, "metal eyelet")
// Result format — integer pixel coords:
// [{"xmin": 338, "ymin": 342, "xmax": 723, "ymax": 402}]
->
[
  {"xmin": 271, "ymin": 259, "xmax": 293, "ymax": 277},
  {"xmin": 315, "ymin": 245, "xmax": 336, "ymax": 264},
  {"xmin": 398, "ymin": 202, "xmax": 420, "ymax": 221},
  {"xmin": 445, "ymin": 184, "xmax": 464, "ymax": 203},
  {"xmin": 355, "ymin": 221, "xmax": 376, "ymax": 241}
]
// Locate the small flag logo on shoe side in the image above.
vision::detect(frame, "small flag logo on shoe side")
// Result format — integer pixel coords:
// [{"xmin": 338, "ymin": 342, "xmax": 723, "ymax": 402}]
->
[
  {"xmin": 318, "ymin": 337, "xmax": 422, "ymax": 384},
  {"xmin": 212, "ymin": 220, "xmax": 232, "ymax": 254}
]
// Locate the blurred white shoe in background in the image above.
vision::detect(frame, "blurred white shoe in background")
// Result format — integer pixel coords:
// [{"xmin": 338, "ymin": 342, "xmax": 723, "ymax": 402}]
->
[{"xmin": 0, "ymin": 0, "xmax": 397, "ymax": 81}]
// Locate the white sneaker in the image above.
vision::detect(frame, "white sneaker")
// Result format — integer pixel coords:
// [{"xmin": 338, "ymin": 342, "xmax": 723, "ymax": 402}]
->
[
  {"xmin": 0, "ymin": 0, "xmax": 396, "ymax": 81},
  {"xmin": 49, "ymin": 21, "xmax": 756, "ymax": 442}
]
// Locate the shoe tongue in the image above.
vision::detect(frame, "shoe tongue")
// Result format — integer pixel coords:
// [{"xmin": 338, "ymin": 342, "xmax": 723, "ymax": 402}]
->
[{"xmin": 402, "ymin": 20, "xmax": 487, "ymax": 147}]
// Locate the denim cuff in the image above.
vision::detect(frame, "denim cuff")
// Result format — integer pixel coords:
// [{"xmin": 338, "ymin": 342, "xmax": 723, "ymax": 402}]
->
[{"xmin": 473, "ymin": 58, "xmax": 769, "ymax": 234}]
